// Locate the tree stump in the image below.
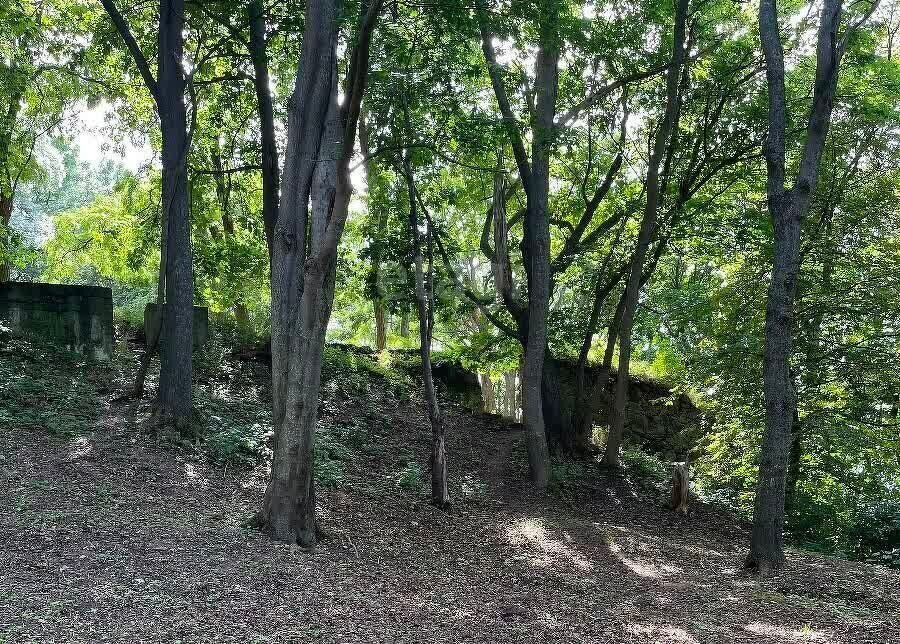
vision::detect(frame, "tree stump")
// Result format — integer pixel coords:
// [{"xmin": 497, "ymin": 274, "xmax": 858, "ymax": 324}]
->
[{"xmin": 670, "ymin": 460, "xmax": 690, "ymax": 514}]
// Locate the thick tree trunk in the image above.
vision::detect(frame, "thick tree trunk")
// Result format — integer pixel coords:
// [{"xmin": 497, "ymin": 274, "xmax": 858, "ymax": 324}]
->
[
  {"xmin": 154, "ymin": 0, "xmax": 193, "ymax": 430},
  {"xmin": 248, "ymin": 0, "xmax": 279, "ymax": 259},
  {"xmin": 604, "ymin": 0, "xmax": 688, "ymax": 467},
  {"xmin": 260, "ymin": 0, "xmax": 380, "ymax": 544},
  {"xmin": 748, "ymin": 0, "xmax": 844, "ymax": 572},
  {"xmin": 261, "ymin": 0, "xmax": 338, "ymax": 544}
]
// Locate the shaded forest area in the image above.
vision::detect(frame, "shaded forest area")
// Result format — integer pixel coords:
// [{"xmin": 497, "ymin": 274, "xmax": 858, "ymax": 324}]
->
[{"xmin": 2, "ymin": 0, "xmax": 900, "ymax": 639}]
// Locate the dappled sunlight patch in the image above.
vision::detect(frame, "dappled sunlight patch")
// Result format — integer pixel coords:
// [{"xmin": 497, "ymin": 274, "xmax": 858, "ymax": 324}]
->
[
  {"xmin": 67, "ymin": 435, "xmax": 93, "ymax": 460},
  {"xmin": 599, "ymin": 522, "xmax": 732, "ymax": 562},
  {"xmin": 505, "ymin": 517, "xmax": 593, "ymax": 571},
  {"xmin": 601, "ymin": 526, "xmax": 685, "ymax": 579},
  {"xmin": 744, "ymin": 622, "xmax": 835, "ymax": 643},
  {"xmin": 183, "ymin": 463, "xmax": 210, "ymax": 488},
  {"xmin": 625, "ymin": 623, "xmax": 700, "ymax": 643}
]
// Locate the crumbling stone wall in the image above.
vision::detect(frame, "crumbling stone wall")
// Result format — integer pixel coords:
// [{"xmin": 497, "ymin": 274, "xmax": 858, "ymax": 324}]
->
[{"xmin": 0, "ymin": 282, "xmax": 114, "ymax": 359}]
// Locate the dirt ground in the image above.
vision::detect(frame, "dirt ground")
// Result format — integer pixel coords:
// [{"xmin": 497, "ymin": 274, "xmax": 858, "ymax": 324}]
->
[{"xmin": 1, "ymin": 345, "xmax": 899, "ymax": 643}]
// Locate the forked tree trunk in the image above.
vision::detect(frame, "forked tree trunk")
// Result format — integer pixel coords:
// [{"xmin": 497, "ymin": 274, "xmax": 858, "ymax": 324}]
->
[
  {"xmin": 259, "ymin": 0, "xmax": 381, "ymax": 545},
  {"xmin": 605, "ymin": 0, "xmax": 688, "ymax": 467},
  {"xmin": 574, "ymin": 294, "xmax": 624, "ymax": 446},
  {"xmin": 476, "ymin": 0, "xmax": 552, "ymax": 486},
  {"xmin": 749, "ymin": 0, "xmax": 846, "ymax": 571}
]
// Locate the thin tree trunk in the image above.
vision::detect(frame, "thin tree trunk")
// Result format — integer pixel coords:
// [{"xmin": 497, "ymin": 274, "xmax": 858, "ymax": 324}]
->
[
  {"xmin": 358, "ymin": 109, "xmax": 388, "ymax": 351},
  {"xmin": 604, "ymin": 0, "xmax": 688, "ymax": 467},
  {"xmin": 503, "ymin": 370, "xmax": 517, "ymax": 418},
  {"xmin": 211, "ymin": 142, "xmax": 250, "ymax": 329},
  {"xmin": 400, "ymin": 309, "xmax": 410, "ymax": 338},
  {"xmin": 248, "ymin": 0, "xmax": 279, "ymax": 259},
  {"xmin": 0, "ymin": 194, "xmax": 12, "ymax": 282},
  {"xmin": 0, "ymin": 84, "xmax": 24, "ymax": 283},
  {"xmin": 155, "ymin": 0, "xmax": 194, "ymax": 430},
  {"xmin": 401, "ymin": 145, "xmax": 448, "ymax": 507}
]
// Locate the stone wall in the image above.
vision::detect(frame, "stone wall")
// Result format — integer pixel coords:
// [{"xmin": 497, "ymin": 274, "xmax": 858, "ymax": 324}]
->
[
  {"xmin": 143, "ymin": 303, "xmax": 209, "ymax": 349},
  {"xmin": 0, "ymin": 282, "xmax": 114, "ymax": 359}
]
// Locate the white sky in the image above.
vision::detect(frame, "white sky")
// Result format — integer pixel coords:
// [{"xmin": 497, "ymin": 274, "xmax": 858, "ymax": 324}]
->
[{"xmin": 72, "ymin": 100, "xmax": 152, "ymax": 174}]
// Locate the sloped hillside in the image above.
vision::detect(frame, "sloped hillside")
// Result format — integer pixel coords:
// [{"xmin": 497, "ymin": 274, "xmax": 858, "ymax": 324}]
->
[{"xmin": 1, "ymin": 337, "xmax": 898, "ymax": 643}]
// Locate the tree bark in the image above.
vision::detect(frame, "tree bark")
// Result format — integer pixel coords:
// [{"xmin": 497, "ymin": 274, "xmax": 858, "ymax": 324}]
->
[
  {"xmin": 101, "ymin": 0, "xmax": 194, "ymax": 427},
  {"xmin": 248, "ymin": 0, "xmax": 279, "ymax": 259},
  {"xmin": 0, "ymin": 194, "xmax": 12, "ymax": 282},
  {"xmin": 358, "ymin": 109, "xmax": 388, "ymax": 351},
  {"xmin": 400, "ymin": 309, "xmax": 410, "ymax": 338},
  {"xmin": 401, "ymin": 146, "xmax": 449, "ymax": 508},
  {"xmin": 155, "ymin": 0, "xmax": 194, "ymax": 430},
  {"xmin": 604, "ymin": 0, "xmax": 689, "ymax": 467},
  {"xmin": 259, "ymin": 0, "xmax": 381, "ymax": 545},
  {"xmin": 749, "ymin": 0, "xmax": 845, "ymax": 572}
]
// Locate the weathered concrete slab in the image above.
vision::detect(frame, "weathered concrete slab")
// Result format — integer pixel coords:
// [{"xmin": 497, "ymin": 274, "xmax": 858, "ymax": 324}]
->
[
  {"xmin": 143, "ymin": 303, "xmax": 209, "ymax": 349},
  {"xmin": 0, "ymin": 282, "xmax": 114, "ymax": 359}
]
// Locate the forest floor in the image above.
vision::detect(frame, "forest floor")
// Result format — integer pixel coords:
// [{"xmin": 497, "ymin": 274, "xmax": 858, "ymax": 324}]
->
[{"xmin": 1, "ymin": 336, "xmax": 899, "ymax": 643}]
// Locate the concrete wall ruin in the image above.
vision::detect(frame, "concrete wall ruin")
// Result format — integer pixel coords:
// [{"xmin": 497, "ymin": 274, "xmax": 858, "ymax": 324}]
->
[{"xmin": 0, "ymin": 282, "xmax": 114, "ymax": 359}]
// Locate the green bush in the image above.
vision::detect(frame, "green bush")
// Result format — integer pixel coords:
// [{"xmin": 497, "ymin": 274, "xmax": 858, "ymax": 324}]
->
[{"xmin": 397, "ymin": 462, "xmax": 423, "ymax": 491}]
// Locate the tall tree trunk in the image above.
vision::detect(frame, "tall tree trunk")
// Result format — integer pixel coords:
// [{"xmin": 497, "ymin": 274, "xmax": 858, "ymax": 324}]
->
[
  {"xmin": 0, "ymin": 87, "xmax": 23, "ymax": 284},
  {"xmin": 604, "ymin": 0, "xmax": 688, "ymax": 467},
  {"xmin": 476, "ymin": 0, "xmax": 552, "ymax": 486},
  {"xmin": 259, "ymin": 0, "xmax": 381, "ymax": 545},
  {"xmin": 517, "ymin": 0, "xmax": 559, "ymax": 487},
  {"xmin": 248, "ymin": 0, "xmax": 279, "ymax": 260},
  {"xmin": 154, "ymin": 0, "xmax": 194, "ymax": 430},
  {"xmin": 749, "ymin": 0, "xmax": 845, "ymax": 571}
]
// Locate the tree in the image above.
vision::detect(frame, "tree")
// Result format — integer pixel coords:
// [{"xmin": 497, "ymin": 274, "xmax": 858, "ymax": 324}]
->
[
  {"xmin": 0, "ymin": 1, "xmax": 88, "ymax": 282},
  {"xmin": 100, "ymin": 0, "xmax": 195, "ymax": 429},
  {"xmin": 257, "ymin": 0, "xmax": 383, "ymax": 545},
  {"xmin": 400, "ymin": 141, "xmax": 449, "ymax": 508},
  {"xmin": 748, "ymin": 0, "xmax": 876, "ymax": 571}
]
